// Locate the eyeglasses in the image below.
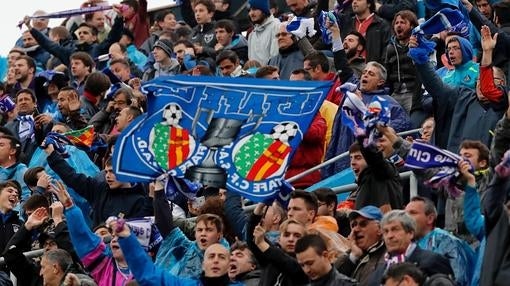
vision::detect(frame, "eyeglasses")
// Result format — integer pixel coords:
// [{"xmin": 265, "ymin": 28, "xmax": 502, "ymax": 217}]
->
[
  {"xmin": 275, "ymin": 32, "xmax": 291, "ymax": 38},
  {"xmin": 446, "ymin": 46, "xmax": 461, "ymax": 52},
  {"xmin": 350, "ymin": 219, "xmax": 374, "ymax": 229}
]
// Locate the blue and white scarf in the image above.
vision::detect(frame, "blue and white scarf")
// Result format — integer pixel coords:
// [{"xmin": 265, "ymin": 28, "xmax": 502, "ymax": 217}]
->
[
  {"xmin": 340, "ymin": 83, "xmax": 391, "ymax": 146},
  {"xmin": 405, "ymin": 141, "xmax": 472, "ymax": 197},
  {"xmin": 18, "ymin": 115, "xmax": 35, "ymax": 142}
]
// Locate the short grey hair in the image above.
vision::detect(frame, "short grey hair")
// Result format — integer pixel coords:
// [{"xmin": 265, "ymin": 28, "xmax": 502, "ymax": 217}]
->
[
  {"xmin": 366, "ymin": 61, "xmax": 387, "ymax": 81},
  {"xmin": 381, "ymin": 210, "xmax": 416, "ymax": 234},
  {"xmin": 43, "ymin": 249, "xmax": 73, "ymax": 272}
]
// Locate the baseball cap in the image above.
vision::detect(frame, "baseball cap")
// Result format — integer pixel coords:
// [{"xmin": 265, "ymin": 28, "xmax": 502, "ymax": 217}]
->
[{"xmin": 348, "ymin": 205, "xmax": 383, "ymax": 221}]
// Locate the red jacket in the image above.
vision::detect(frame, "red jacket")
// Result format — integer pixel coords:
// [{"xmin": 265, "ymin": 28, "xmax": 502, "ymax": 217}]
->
[
  {"xmin": 285, "ymin": 113, "xmax": 327, "ymax": 188},
  {"xmin": 124, "ymin": 0, "xmax": 149, "ymax": 48},
  {"xmin": 479, "ymin": 65, "xmax": 504, "ymax": 102},
  {"xmin": 325, "ymin": 72, "xmax": 343, "ymax": 105}
]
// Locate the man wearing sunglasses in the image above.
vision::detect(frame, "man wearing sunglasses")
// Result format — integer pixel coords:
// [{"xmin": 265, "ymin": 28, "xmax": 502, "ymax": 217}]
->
[{"xmin": 335, "ymin": 205, "xmax": 385, "ymax": 285}]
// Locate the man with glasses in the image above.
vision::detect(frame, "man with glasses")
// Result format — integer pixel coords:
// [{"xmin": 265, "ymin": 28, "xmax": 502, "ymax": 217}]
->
[
  {"xmin": 267, "ymin": 22, "xmax": 306, "ymax": 80},
  {"xmin": 336, "ymin": 205, "xmax": 386, "ymax": 285}
]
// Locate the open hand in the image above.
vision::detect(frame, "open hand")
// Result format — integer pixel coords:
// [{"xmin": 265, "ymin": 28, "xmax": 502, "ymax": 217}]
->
[
  {"xmin": 480, "ymin": 25, "xmax": 497, "ymax": 52},
  {"xmin": 25, "ymin": 207, "xmax": 49, "ymax": 230},
  {"xmin": 49, "ymin": 180, "xmax": 74, "ymax": 209}
]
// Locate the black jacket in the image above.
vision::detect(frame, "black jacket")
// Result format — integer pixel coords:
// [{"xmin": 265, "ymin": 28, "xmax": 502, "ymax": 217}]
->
[
  {"xmin": 246, "ymin": 213, "xmax": 309, "ymax": 286},
  {"xmin": 47, "ymin": 151, "xmax": 153, "ymax": 227},
  {"xmin": 480, "ymin": 175, "xmax": 510, "ymax": 286},
  {"xmin": 368, "ymin": 246, "xmax": 454, "ymax": 286},
  {"xmin": 4, "ymin": 117, "xmax": 51, "ymax": 165},
  {"xmin": 340, "ymin": 14, "xmax": 391, "ymax": 64},
  {"xmin": 0, "ymin": 211, "xmax": 22, "ymax": 273},
  {"xmin": 336, "ymin": 240, "xmax": 386, "ymax": 285},
  {"xmin": 2, "ymin": 221, "xmax": 82, "ymax": 286},
  {"xmin": 30, "ymin": 16, "xmax": 123, "ymax": 68},
  {"xmin": 309, "ymin": 267, "xmax": 357, "ymax": 286},
  {"xmin": 354, "ymin": 142, "xmax": 403, "ymax": 211}
]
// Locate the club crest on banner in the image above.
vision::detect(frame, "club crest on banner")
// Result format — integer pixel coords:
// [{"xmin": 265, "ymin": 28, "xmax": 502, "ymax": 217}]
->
[{"xmin": 112, "ymin": 76, "xmax": 330, "ymax": 202}]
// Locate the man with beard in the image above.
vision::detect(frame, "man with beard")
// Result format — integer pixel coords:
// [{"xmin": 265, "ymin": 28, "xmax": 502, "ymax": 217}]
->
[
  {"xmin": 343, "ymin": 31, "xmax": 367, "ymax": 78},
  {"xmin": 85, "ymin": 11, "xmax": 111, "ymax": 43},
  {"xmin": 55, "ymin": 87, "xmax": 88, "ymax": 131},
  {"xmin": 21, "ymin": 30, "xmax": 50, "ymax": 72},
  {"xmin": 247, "ymin": 0, "xmax": 281, "ymax": 65},
  {"xmin": 10, "ymin": 55, "xmax": 36, "ymax": 98},
  {"xmin": 285, "ymin": 0, "xmax": 330, "ymax": 50},
  {"xmin": 383, "ymin": 10, "xmax": 427, "ymax": 127},
  {"xmin": 339, "ymin": 0, "xmax": 391, "ymax": 63},
  {"xmin": 267, "ymin": 22, "xmax": 306, "ymax": 80}
]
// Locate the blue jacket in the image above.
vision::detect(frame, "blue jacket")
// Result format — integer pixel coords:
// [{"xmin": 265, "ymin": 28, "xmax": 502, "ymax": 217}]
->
[
  {"xmin": 126, "ymin": 44, "xmax": 148, "ymax": 70},
  {"xmin": 417, "ymin": 228, "xmax": 475, "ymax": 286},
  {"xmin": 119, "ymin": 233, "xmax": 242, "ymax": 286},
  {"xmin": 442, "ymin": 36, "xmax": 479, "ymax": 90},
  {"xmin": 464, "ymin": 184, "xmax": 485, "ymax": 286},
  {"xmin": 155, "ymin": 227, "xmax": 230, "ymax": 279},
  {"xmin": 0, "ymin": 163, "xmax": 30, "ymax": 202},
  {"xmin": 323, "ymin": 88, "xmax": 411, "ymax": 177}
]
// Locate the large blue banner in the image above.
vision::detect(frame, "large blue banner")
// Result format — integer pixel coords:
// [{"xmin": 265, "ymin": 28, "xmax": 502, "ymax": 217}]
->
[{"xmin": 112, "ymin": 75, "xmax": 330, "ymax": 202}]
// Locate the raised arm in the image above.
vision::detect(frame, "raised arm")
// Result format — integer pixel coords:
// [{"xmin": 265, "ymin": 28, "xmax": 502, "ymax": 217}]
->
[
  {"xmin": 51, "ymin": 181, "xmax": 103, "ymax": 260},
  {"xmin": 45, "ymin": 144, "xmax": 102, "ymax": 204},
  {"xmin": 114, "ymin": 221, "xmax": 196, "ymax": 286},
  {"xmin": 24, "ymin": 16, "xmax": 74, "ymax": 66},
  {"xmin": 153, "ymin": 180, "xmax": 174, "ymax": 239},
  {"xmin": 224, "ymin": 190, "xmax": 248, "ymax": 241}
]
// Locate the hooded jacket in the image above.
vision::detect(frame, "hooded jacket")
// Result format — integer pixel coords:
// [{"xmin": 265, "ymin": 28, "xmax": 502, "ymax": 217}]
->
[
  {"xmin": 153, "ymin": 190, "xmax": 230, "ymax": 279},
  {"xmin": 443, "ymin": 36, "xmax": 479, "ymax": 90},
  {"xmin": 142, "ymin": 59, "xmax": 181, "ymax": 81},
  {"xmin": 248, "ymin": 15, "xmax": 281, "ymax": 65},
  {"xmin": 119, "ymin": 232, "xmax": 242, "ymax": 286},
  {"xmin": 222, "ymin": 34, "xmax": 249, "ymax": 65}
]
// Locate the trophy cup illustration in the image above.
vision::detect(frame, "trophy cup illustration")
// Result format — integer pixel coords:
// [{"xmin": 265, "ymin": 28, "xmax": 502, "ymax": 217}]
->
[{"xmin": 186, "ymin": 107, "xmax": 264, "ymax": 188}]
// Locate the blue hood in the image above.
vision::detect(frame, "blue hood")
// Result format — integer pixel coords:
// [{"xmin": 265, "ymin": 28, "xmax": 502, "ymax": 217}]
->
[{"xmin": 446, "ymin": 36, "xmax": 473, "ymax": 65}]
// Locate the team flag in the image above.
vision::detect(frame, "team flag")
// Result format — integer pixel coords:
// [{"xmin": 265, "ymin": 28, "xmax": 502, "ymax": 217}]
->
[{"xmin": 112, "ymin": 75, "xmax": 330, "ymax": 202}]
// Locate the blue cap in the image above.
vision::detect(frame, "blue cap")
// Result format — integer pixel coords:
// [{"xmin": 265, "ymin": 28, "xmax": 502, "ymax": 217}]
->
[{"xmin": 349, "ymin": 205, "xmax": 383, "ymax": 221}]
